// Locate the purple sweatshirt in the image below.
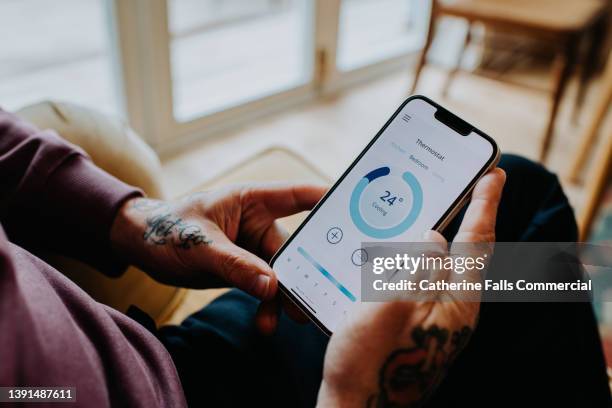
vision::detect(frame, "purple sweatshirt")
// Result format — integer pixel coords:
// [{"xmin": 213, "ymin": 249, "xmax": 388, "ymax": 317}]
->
[{"xmin": 0, "ymin": 110, "xmax": 187, "ymax": 407}]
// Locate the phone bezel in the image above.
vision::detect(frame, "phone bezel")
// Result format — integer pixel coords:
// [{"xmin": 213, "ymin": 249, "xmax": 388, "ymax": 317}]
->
[{"xmin": 270, "ymin": 95, "xmax": 500, "ymax": 336}]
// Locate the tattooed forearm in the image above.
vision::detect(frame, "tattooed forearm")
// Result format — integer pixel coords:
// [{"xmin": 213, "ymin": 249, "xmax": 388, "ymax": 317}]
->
[{"xmin": 368, "ymin": 325, "xmax": 473, "ymax": 408}]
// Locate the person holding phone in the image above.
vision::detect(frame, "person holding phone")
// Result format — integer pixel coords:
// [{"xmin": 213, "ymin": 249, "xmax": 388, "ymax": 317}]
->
[
  {"xmin": 0, "ymin": 106, "xmax": 609, "ymax": 408},
  {"xmin": 270, "ymin": 97, "xmax": 500, "ymax": 334}
]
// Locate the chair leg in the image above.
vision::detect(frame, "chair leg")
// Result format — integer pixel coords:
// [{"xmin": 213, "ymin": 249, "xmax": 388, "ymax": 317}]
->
[
  {"xmin": 568, "ymin": 56, "xmax": 612, "ymax": 183},
  {"xmin": 540, "ymin": 38, "xmax": 577, "ymax": 163},
  {"xmin": 572, "ymin": 18, "xmax": 606, "ymax": 123},
  {"xmin": 442, "ymin": 22, "xmax": 472, "ymax": 98},
  {"xmin": 410, "ymin": 9, "xmax": 436, "ymax": 94},
  {"xmin": 579, "ymin": 131, "xmax": 611, "ymax": 241}
]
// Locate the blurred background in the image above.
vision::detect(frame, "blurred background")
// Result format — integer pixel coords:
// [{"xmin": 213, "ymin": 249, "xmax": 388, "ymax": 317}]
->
[{"xmin": 1, "ymin": 0, "xmax": 612, "ymax": 366}]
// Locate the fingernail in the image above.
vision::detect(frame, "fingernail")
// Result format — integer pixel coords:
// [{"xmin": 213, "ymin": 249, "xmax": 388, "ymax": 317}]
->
[{"xmin": 254, "ymin": 274, "xmax": 271, "ymax": 298}]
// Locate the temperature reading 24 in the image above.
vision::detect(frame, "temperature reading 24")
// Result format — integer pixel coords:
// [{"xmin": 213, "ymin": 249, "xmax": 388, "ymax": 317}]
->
[{"xmin": 379, "ymin": 190, "xmax": 404, "ymax": 206}]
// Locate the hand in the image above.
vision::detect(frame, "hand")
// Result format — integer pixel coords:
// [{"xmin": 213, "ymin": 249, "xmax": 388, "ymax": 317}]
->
[
  {"xmin": 317, "ymin": 168, "xmax": 506, "ymax": 407},
  {"xmin": 110, "ymin": 182, "xmax": 326, "ymax": 302}
]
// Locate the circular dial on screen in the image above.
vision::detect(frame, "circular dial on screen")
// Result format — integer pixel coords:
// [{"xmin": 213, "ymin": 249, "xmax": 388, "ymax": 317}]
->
[{"xmin": 349, "ymin": 166, "xmax": 423, "ymax": 239}]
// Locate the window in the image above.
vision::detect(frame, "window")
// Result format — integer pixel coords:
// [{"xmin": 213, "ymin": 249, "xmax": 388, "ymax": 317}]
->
[
  {"xmin": 168, "ymin": 0, "xmax": 313, "ymax": 121},
  {"xmin": 0, "ymin": 0, "xmax": 429, "ymax": 149},
  {"xmin": 337, "ymin": 0, "xmax": 425, "ymax": 71},
  {"xmin": 0, "ymin": 0, "xmax": 120, "ymax": 117}
]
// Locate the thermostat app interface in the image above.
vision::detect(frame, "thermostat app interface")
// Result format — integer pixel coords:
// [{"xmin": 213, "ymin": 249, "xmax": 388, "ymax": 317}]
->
[{"xmin": 272, "ymin": 98, "xmax": 495, "ymax": 333}]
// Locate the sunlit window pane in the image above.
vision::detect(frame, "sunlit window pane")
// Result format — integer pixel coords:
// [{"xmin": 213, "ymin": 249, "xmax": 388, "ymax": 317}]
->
[
  {"xmin": 169, "ymin": 0, "xmax": 312, "ymax": 122},
  {"xmin": 0, "ymin": 0, "xmax": 120, "ymax": 117},
  {"xmin": 337, "ymin": 0, "xmax": 425, "ymax": 71}
]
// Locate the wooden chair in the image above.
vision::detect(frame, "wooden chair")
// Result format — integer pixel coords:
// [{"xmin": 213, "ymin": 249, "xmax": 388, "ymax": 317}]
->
[
  {"xmin": 565, "ymin": 51, "xmax": 612, "ymax": 241},
  {"xmin": 410, "ymin": 0, "xmax": 609, "ymax": 162},
  {"xmin": 569, "ymin": 51, "xmax": 612, "ymax": 184}
]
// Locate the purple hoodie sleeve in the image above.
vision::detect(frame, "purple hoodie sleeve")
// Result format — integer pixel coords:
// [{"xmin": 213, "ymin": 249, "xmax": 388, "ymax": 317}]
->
[{"xmin": 0, "ymin": 109, "xmax": 143, "ymax": 275}]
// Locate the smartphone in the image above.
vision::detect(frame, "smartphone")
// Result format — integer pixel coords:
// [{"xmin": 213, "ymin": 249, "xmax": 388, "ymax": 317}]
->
[{"xmin": 271, "ymin": 95, "xmax": 500, "ymax": 335}]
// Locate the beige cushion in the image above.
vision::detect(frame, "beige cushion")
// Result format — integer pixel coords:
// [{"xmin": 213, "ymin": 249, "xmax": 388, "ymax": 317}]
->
[
  {"xmin": 17, "ymin": 101, "xmax": 165, "ymax": 198},
  {"xmin": 16, "ymin": 101, "xmax": 180, "ymax": 321},
  {"xmin": 162, "ymin": 147, "xmax": 331, "ymax": 325}
]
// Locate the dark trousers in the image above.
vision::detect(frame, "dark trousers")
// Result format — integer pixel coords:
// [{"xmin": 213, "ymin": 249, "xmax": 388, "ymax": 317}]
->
[{"xmin": 158, "ymin": 155, "xmax": 612, "ymax": 407}]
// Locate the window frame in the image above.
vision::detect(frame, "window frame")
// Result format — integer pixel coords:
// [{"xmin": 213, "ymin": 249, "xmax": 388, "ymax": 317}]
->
[{"xmin": 110, "ymin": 0, "xmax": 429, "ymax": 154}]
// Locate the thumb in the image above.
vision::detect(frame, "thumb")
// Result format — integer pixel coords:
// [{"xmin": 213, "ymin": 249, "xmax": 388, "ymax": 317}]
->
[
  {"xmin": 210, "ymin": 236, "xmax": 278, "ymax": 300},
  {"xmin": 454, "ymin": 168, "xmax": 506, "ymax": 244}
]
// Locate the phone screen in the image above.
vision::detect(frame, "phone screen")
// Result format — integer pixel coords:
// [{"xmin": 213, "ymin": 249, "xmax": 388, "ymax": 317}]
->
[{"xmin": 271, "ymin": 96, "xmax": 497, "ymax": 333}]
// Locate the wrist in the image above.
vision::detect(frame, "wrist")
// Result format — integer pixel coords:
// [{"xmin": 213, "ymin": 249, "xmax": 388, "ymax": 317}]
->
[{"xmin": 110, "ymin": 196, "xmax": 146, "ymax": 260}]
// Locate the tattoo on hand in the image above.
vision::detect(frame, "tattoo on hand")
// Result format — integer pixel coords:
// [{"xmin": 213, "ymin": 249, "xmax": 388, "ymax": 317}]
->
[
  {"xmin": 368, "ymin": 325, "xmax": 473, "ymax": 408},
  {"xmin": 143, "ymin": 213, "xmax": 212, "ymax": 249},
  {"xmin": 134, "ymin": 199, "xmax": 212, "ymax": 249}
]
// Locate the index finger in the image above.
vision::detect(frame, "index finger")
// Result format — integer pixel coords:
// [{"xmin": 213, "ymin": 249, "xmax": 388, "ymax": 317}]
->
[{"xmin": 244, "ymin": 183, "xmax": 328, "ymax": 218}]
